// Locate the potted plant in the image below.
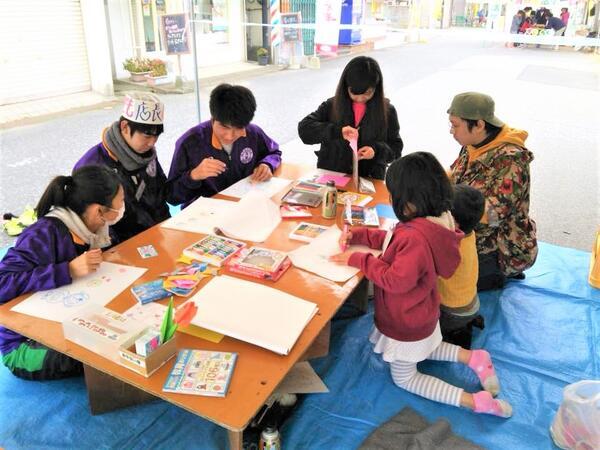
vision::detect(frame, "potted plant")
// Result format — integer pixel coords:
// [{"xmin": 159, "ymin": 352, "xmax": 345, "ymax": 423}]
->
[
  {"xmin": 146, "ymin": 59, "xmax": 170, "ymax": 86},
  {"xmin": 256, "ymin": 48, "xmax": 269, "ymax": 66},
  {"xmin": 123, "ymin": 57, "xmax": 153, "ymax": 82}
]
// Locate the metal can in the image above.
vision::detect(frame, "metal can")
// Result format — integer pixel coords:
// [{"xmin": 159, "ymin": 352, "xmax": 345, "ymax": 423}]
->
[
  {"xmin": 321, "ymin": 180, "xmax": 337, "ymax": 219},
  {"xmin": 259, "ymin": 426, "xmax": 281, "ymax": 450}
]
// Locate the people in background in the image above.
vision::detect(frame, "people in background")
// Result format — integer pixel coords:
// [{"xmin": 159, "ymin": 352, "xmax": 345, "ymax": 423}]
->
[
  {"xmin": 74, "ymin": 92, "xmax": 170, "ymax": 244},
  {"xmin": 508, "ymin": 10, "xmax": 525, "ymax": 47},
  {"xmin": 298, "ymin": 56, "xmax": 403, "ymax": 180},
  {"xmin": 0, "ymin": 166, "xmax": 123, "ymax": 380},
  {"xmin": 330, "ymin": 152, "xmax": 512, "ymax": 418},
  {"xmin": 560, "ymin": 7, "xmax": 570, "ymax": 26},
  {"xmin": 447, "ymin": 92, "xmax": 537, "ymax": 291},
  {"xmin": 168, "ymin": 84, "xmax": 281, "ymax": 208}
]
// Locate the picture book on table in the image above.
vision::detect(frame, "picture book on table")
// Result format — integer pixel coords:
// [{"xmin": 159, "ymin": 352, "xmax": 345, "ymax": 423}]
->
[
  {"xmin": 227, "ymin": 247, "xmax": 291, "ymax": 281},
  {"xmin": 282, "ymin": 189, "xmax": 322, "ymax": 208},
  {"xmin": 337, "ymin": 191, "xmax": 373, "ymax": 207},
  {"xmin": 280, "ymin": 204, "xmax": 312, "ymax": 219},
  {"xmin": 131, "ymin": 279, "xmax": 171, "ymax": 304},
  {"xmin": 344, "ymin": 205, "xmax": 380, "ymax": 227},
  {"xmin": 289, "ymin": 222, "xmax": 329, "ymax": 243},
  {"xmin": 182, "ymin": 235, "xmax": 246, "ymax": 267},
  {"xmin": 162, "ymin": 349, "xmax": 237, "ymax": 397}
]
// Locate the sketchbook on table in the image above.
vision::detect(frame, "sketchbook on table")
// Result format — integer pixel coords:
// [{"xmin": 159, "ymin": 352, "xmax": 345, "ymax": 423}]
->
[
  {"xmin": 161, "ymin": 197, "xmax": 236, "ymax": 234},
  {"xmin": 188, "ymin": 275, "xmax": 318, "ymax": 355},
  {"xmin": 11, "ymin": 262, "xmax": 146, "ymax": 322}
]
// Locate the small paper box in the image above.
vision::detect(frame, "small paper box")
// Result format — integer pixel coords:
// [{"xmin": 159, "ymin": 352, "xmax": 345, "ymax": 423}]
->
[{"xmin": 118, "ymin": 328, "xmax": 178, "ymax": 377}]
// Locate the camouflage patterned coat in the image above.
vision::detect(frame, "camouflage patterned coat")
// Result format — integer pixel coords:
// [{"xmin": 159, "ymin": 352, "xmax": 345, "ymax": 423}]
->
[{"xmin": 450, "ymin": 126, "xmax": 538, "ymax": 276}]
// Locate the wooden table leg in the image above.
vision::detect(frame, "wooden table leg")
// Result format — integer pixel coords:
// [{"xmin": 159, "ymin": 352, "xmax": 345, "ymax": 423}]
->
[
  {"xmin": 228, "ymin": 429, "xmax": 243, "ymax": 450},
  {"xmin": 83, "ymin": 364, "xmax": 158, "ymax": 415}
]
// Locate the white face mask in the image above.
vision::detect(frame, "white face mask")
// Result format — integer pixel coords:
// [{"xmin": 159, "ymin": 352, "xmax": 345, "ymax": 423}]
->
[{"xmin": 104, "ymin": 204, "xmax": 125, "ymax": 226}]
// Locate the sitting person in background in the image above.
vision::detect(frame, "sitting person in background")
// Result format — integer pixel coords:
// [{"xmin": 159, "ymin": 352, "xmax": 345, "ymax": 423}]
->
[
  {"xmin": 0, "ymin": 166, "xmax": 123, "ymax": 380},
  {"xmin": 74, "ymin": 92, "xmax": 170, "ymax": 244},
  {"xmin": 438, "ymin": 184, "xmax": 486, "ymax": 349},
  {"xmin": 168, "ymin": 84, "xmax": 281, "ymax": 208},
  {"xmin": 447, "ymin": 92, "xmax": 537, "ymax": 291}
]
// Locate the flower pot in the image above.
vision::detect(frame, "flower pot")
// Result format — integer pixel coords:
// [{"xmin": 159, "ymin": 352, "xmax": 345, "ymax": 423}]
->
[
  {"xmin": 258, "ymin": 55, "xmax": 269, "ymax": 66},
  {"xmin": 128, "ymin": 71, "xmax": 151, "ymax": 82},
  {"xmin": 146, "ymin": 75, "xmax": 171, "ymax": 86}
]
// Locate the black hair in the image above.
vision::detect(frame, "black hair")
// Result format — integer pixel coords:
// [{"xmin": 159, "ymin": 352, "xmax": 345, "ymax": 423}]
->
[
  {"xmin": 36, "ymin": 165, "xmax": 121, "ymax": 217},
  {"xmin": 209, "ymin": 83, "xmax": 256, "ymax": 128},
  {"xmin": 451, "ymin": 184, "xmax": 485, "ymax": 234},
  {"xmin": 524, "ymin": 6, "xmax": 532, "ymax": 11},
  {"xmin": 332, "ymin": 56, "xmax": 388, "ymax": 130},
  {"xmin": 385, "ymin": 152, "xmax": 453, "ymax": 222},
  {"xmin": 120, "ymin": 116, "xmax": 164, "ymax": 137},
  {"xmin": 464, "ymin": 118, "xmax": 503, "ymax": 135}
]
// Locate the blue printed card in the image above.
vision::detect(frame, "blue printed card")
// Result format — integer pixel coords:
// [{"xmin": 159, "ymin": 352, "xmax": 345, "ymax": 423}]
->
[{"xmin": 131, "ymin": 279, "xmax": 171, "ymax": 305}]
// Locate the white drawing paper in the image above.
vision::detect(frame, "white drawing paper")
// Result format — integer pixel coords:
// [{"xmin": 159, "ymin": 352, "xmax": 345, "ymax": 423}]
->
[
  {"xmin": 11, "ymin": 262, "xmax": 146, "ymax": 322},
  {"xmin": 161, "ymin": 197, "xmax": 236, "ymax": 234},
  {"xmin": 288, "ymin": 226, "xmax": 381, "ymax": 283},
  {"xmin": 189, "ymin": 276, "xmax": 318, "ymax": 355},
  {"xmin": 220, "ymin": 175, "xmax": 292, "ymax": 199},
  {"xmin": 216, "ymin": 190, "xmax": 281, "ymax": 242},
  {"xmin": 123, "ymin": 302, "xmax": 166, "ymax": 331}
]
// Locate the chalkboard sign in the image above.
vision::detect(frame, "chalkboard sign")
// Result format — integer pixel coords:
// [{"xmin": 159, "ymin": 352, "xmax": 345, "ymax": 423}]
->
[
  {"xmin": 281, "ymin": 12, "xmax": 302, "ymax": 42},
  {"xmin": 161, "ymin": 14, "xmax": 190, "ymax": 55}
]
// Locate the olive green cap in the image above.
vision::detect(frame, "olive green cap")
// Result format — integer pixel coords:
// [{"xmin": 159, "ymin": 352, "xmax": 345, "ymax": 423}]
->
[{"xmin": 447, "ymin": 92, "xmax": 504, "ymax": 127}]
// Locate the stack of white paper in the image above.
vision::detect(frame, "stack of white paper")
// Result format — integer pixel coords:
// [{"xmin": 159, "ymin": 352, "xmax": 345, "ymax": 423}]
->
[
  {"xmin": 189, "ymin": 276, "xmax": 318, "ymax": 355},
  {"xmin": 215, "ymin": 190, "xmax": 281, "ymax": 242},
  {"xmin": 288, "ymin": 226, "xmax": 381, "ymax": 283},
  {"xmin": 220, "ymin": 175, "xmax": 292, "ymax": 199},
  {"xmin": 11, "ymin": 262, "xmax": 147, "ymax": 322},
  {"xmin": 161, "ymin": 197, "xmax": 236, "ymax": 234}
]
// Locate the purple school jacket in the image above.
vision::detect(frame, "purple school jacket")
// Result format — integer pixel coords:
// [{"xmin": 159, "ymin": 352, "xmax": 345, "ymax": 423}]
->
[
  {"xmin": 167, "ymin": 121, "xmax": 282, "ymax": 208},
  {"xmin": 0, "ymin": 217, "xmax": 87, "ymax": 354}
]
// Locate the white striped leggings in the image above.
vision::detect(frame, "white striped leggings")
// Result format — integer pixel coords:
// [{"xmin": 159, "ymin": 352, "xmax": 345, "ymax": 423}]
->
[{"xmin": 390, "ymin": 341, "xmax": 464, "ymax": 407}]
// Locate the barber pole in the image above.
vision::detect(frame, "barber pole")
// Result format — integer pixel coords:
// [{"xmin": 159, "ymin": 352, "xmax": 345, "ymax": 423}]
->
[{"xmin": 269, "ymin": 0, "xmax": 280, "ymax": 47}]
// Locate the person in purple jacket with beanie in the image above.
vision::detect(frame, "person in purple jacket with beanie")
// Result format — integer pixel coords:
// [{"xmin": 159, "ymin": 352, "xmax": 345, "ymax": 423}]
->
[
  {"xmin": 74, "ymin": 92, "xmax": 170, "ymax": 244},
  {"xmin": 167, "ymin": 84, "xmax": 282, "ymax": 208},
  {"xmin": 0, "ymin": 165, "xmax": 123, "ymax": 380}
]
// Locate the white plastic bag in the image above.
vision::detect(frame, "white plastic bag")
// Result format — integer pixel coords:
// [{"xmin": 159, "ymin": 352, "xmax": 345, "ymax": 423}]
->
[{"xmin": 551, "ymin": 380, "xmax": 600, "ymax": 449}]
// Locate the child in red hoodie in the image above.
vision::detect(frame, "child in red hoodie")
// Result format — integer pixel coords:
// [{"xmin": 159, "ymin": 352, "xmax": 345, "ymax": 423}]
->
[{"xmin": 331, "ymin": 152, "xmax": 512, "ymax": 417}]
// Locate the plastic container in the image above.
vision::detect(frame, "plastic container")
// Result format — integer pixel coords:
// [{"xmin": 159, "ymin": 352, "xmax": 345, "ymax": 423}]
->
[{"xmin": 550, "ymin": 380, "xmax": 600, "ymax": 449}]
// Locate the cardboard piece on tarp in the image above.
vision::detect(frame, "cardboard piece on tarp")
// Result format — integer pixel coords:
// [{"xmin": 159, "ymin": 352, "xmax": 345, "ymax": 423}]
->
[{"xmin": 274, "ymin": 361, "xmax": 329, "ymax": 395}]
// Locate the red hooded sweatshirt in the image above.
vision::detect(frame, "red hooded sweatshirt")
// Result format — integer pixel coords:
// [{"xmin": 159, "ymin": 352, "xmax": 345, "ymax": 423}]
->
[{"xmin": 348, "ymin": 217, "xmax": 462, "ymax": 342}]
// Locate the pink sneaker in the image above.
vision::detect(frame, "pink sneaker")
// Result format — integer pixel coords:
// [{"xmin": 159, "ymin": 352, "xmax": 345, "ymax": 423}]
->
[
  {"xmin": 468, "ymin": 349, "xmax": 500, "ymax": 396},
  {"xmin": 473, "ymin": 391, "xmax": 512, "ymax": 418}
]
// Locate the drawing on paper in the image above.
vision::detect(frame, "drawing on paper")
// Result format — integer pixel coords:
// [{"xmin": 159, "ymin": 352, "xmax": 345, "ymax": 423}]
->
[{"xmin": 42, "ymin": 290, "xmax": 89, "ymax": 307}]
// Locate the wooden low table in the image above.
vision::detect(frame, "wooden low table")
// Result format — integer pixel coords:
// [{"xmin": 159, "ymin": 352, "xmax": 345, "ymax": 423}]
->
[{"xmin": 0, "ymin": 164, "xmax": 388, "ymax": 449}]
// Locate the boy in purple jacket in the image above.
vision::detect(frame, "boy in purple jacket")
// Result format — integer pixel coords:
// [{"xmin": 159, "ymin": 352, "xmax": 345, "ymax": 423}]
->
[
  {"xmin": 74, "ymin": 92, "xmax": 170, "ymax": 244},
  {"xmin": 167, "ymin": 84, "xmax": 282, "ymax": 208}
]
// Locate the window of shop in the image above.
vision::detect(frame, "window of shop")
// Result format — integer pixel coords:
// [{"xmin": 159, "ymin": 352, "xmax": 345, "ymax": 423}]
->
[
  {"xmin": 142, "ymin": 0, "xmax": 158, "ymax": 51},
  {"xmin": 193, "ymin": 0, "xmax": 229, "ymax": 43}
]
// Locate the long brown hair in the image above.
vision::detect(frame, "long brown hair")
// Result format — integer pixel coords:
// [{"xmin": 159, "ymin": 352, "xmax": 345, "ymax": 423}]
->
[{"xmin": 332, "ymin": 56, "xmax": 388, "ymax": 130}]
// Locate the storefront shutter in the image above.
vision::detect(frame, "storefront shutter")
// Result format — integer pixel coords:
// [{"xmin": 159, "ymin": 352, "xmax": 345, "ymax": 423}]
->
[{"xmin": 0, "ymin": 0, "xmax": 91, "ymax": 105}]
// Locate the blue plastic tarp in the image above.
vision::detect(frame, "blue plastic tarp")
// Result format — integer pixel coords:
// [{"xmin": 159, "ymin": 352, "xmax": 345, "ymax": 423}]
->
[{"xmin": 0, "ymin": 242, "xmax": 597, "ymax": 449}]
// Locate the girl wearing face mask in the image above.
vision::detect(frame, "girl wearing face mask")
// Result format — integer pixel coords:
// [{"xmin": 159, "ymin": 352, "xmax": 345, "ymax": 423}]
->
[
  {"xmin": 0, "ymin": 165, "xmax": 123, "ymax": 381},
  {"xmin": 298, "ymin": 56, "xmax": 403, "ymax": 179}
]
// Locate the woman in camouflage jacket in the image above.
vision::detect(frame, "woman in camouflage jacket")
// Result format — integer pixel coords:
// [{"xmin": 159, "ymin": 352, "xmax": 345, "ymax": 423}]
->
[{"xmin": 447, "ymin": 92, "xmax": 537, "ymax": 287}]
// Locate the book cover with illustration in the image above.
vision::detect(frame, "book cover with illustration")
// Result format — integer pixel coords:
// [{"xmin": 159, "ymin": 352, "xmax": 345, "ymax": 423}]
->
[
  {"xmin": 162, "ymin": 349, "xmax": 237, "ymax": 397},
  {"xmin": 289, "ymin": 222, "xmax": 329, "ymax": 243},
  {"xmin": 182, "ymin": 235, "xmax": 246, "ymax": 267},
  {"xmin": 337, "ymin": 191, "xmax": 373, "ymax": 207},
  {"xmin": 344, "ymin": 205, "xmax": 380, "ymax": 227},
  {"xmin": 227, "ymin": 247, "xmax": 291, "ymax": 281},
  {"xmin": 282, "ymin": 189, "xmax": 322, "ymax": 208}
]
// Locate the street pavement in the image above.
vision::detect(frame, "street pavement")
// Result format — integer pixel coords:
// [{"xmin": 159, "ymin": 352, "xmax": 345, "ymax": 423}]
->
[{"xmin": 0, "ymin": 28, "xmax": 598, "ymax": 252}]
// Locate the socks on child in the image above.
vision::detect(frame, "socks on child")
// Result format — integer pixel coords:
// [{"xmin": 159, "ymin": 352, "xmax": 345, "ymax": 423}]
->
[
  {"xmin": 472, "ymin": 391, "xmax": 512, "ymax": 418},
  {"xmin": 468, "ymin": 349, "xmax": 500, "ymax": 396}
]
